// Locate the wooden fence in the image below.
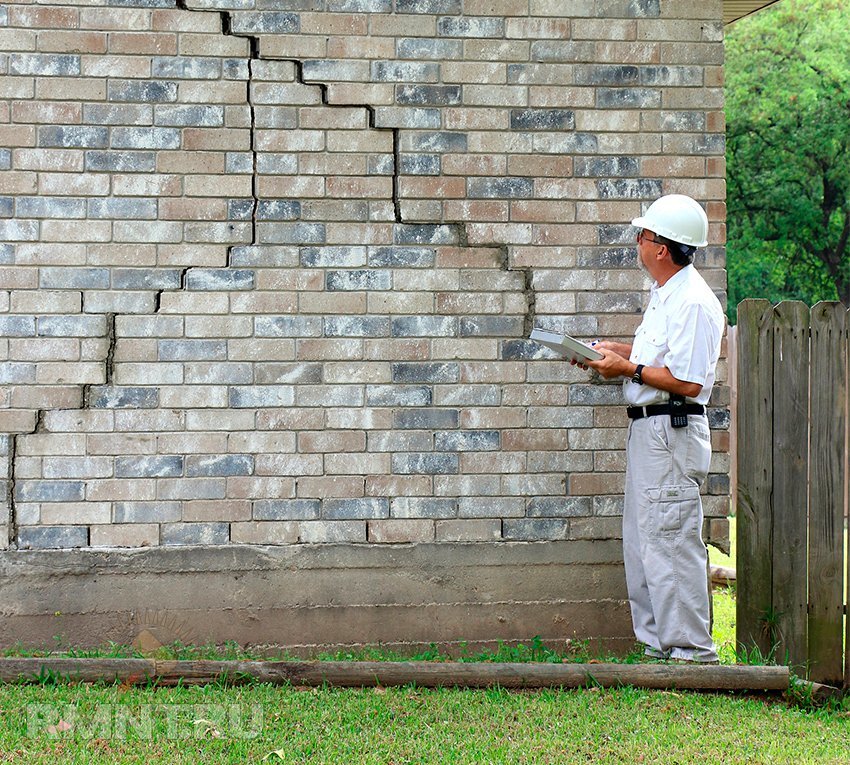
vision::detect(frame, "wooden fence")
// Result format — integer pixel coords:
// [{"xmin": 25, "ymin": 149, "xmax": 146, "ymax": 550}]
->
[{"xmin": 736, "ymin": 300, "xmax": 849, "ymax": 687}]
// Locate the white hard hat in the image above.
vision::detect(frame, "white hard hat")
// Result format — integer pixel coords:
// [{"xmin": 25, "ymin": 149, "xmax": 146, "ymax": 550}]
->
[{"xmin": 631, "ymin": 194, "xmax": 708, "ymax": 247}]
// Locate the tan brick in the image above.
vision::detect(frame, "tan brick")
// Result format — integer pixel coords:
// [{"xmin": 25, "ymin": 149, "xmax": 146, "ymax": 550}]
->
[
  {"xmin": 259, "ymin": 35, "xmax": 327, "ymax": 60},
  {"xmin": 365, "ymin": 475, "xmax": 432, "ymax": 498},
  {"xmin": 327, "ymin": 35, "xmax": 395, "ymax": 59},
  {"xmin": 38, "ymin": 31, "xmax": 107, "ymax": 54},
  {"xmin": 90, "ymin": 524, "xmax": 159, "ymax": 548},
  {"xmin": 502, "ymin": 430, "xmax": 568, "ymax": 451},
  {"xmin": 327, "ymin": 453, "xmax": 391, "ymax": 475},
  {"xmin": 179, "ymin": 33, "xmax": 250, "ymax": 57},
  {"xmin": 184, "ymin": 500, "xmax": 251, "ymax": 523},
  {"xmin": 40, "ymin": 502, "xmax": 111, "ymax": 525},
  {"xmin": 368, "ymin": 519, "xmax": 435, "ymax": 544},
  {"xmin": 325, "ymin": 83, "xmax": 395, "ymax": 106},
  {"xmin": 297, "ymin": 476, "xmax": 365, "ymax": 499},
  {"xmin": 436, "ymin": 519, "xmax": 501, "ymax": 542},
  {"xmin": 37, "ymin": 77, "xmax": 106, "ymax": 101},
  {"xmin": 88, "ymin": 479, "xmax": 156, "ymax": 502},
  {"xmin": 231, "ymin": 521, "xmax": 299, "ymax": 545}
]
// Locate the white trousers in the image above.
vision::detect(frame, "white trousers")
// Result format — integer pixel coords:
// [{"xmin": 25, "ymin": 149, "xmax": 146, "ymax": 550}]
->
[{"xmin": 623, "ymin": 413, "xmax": 718, "ymax": 662}]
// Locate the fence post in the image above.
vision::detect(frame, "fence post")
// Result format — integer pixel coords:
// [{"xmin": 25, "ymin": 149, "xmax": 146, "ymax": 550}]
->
[
  {"xmin": 736, "ymin": 299, "xmax": 775, "ymax": 659},
  {"xmin": 807, "ymin": 302, "xmax": 847, "ymax": 685}
]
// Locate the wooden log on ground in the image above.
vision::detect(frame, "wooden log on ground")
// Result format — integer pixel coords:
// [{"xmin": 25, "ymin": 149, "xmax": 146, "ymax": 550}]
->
[
  {"xmin": 710, "ymin": 565, "xmax": 736, "ymax": 587},
  {"xmin": 0, "ymin": 658, "xmax": 791, "ymax": 693}
]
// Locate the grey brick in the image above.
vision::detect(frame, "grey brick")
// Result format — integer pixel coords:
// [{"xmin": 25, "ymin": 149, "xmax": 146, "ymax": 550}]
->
[
  {"xmin": 530, "ymin": 41, "xmax": 597, "ymax": 63},
  {"xmin": 403, "ymin": 131, "xmax": 467, "ymax": 153},
  {"xmin": 255, "ymin": 362, "xmax": 322, "ymax": 385},
  {"xmin": 468, "ymin": 177, "xmax": 533, "ymax": 199},
  {"xmin": 597, "ymin": 179, "xmax": 664, "ymax": 200},
  {"xmin": 18, "ymin": 526, "xmax": 88, "ymax": 549},
  {"xmin": 324, "ymin": 317, "xmax": 390, "ymax": 337},
  {"xmin": 254, "ymin": 499, "xmax": 320, "ymax": 521},
  {"xmin": 437, "ymin": 17, "xmax": 504, "ymax": 37},
  {"xmin": 230, "ymin": 246, "xmax": 298, "ymax": 268},
  {"xmin": 0, "ymin": 244, "xmax": 13, "ymax": 264},
  {"xmin": 323, "ymin": 498, "xmax": 389, "ymax": 520},
  {"xmin": 597, "ymin": 0, "xmax": 660, "ymax": 15},
  {"xmin": 17, "ymin": 197, "xmax": 84, "ymax": 219},
  {"xmin": 501, "ymin": 339, "xmax": 551, "ymax": 361},
  {"xmin": 503, "ymin": 519, "xmax": 569, "ymax": 540},
  {"xmin": 255, "ymin": 316, "xmax": 322, "ymax": 337},
  {"xmin": 158, "ymin": 340, "xmax": 226, "ymax": 362},
  {"xmin": 399, "ymin": 154, "xmax": 440, "ymax": 175},
  {"xmin": 574, "ymin": 65, "xmax": 639, "ymax": 86},
  {"xmin": 257, "ymin": 200, "xmax": 301, "ymax": 221},
  {"xmin": 0, "ymin": 150, "xmax": 10, "ymax": 170},
  {"xmin": 15, "ymin": 480, "xmax": 85, "ymax": 503},
  {"xmin": 223, "ymin": 58, "xmax": 249, "ymax": 80},
  {"xmin": 90, "ymin": 386, "xmax": 159, "ymax": 409},
  {"xmin": 161, "ymin": 523, "xmax": 229, "ymax": 546},
  {"xmin": 597, "ymin": 88, "xmax": 661, "ymax": 109},
  {"xmin": 158, "ymin": 479, "xmax": 225, "ymax": 501},
  {"xmin": 111, "ymin": 127, "xmax": 181, "ymax": 150},
  {"xmin": 396, "ymin": 85, "xmax": 461, "ymax": 106},
  {"xmin": 568, "ymin": 384, "xmax": 624, "ymax": 405},
  {"xmin": 391, "ymin": 497, "xmax": 457, "ymax": 519},
  {"xmin": 708, "ymin": 408, "xmax": 731, "ymax": 430},
  {"xmin": 228, "ymin": 200, "xmax": 254, "ymax": 221},
  {"xmin": 369, "ymin": 246, "xmax": 434, "ymax": 267},
  {"xmin": 527, "ymin": 497, "xmax": 593, "ymax": 518},
  {"xmin": 574, "ymin": 156, "xmax": 639, "ymax": 177},
  {"xmin": 39, "ymin": 126, "xmax": 108, "ymax": 149},
  {"xmin": 368, "ymin": 431, "xmax": 433, "ymax": 452},
  {"xmin": 392, "ymin": 363, "xmax": 458, "ymax": 384},
  {"xmin": 84, "ymin": 104, "xmax": 153, "ymax": 126},
  {"xmin": 366, "ymin": 385, "xmax": 431, "ymax": 407},
  {"xmin": 0, "ymin": 221, "xmax": 37, "ymax": 241},
  {"xmin": 397, "ymin": 0, "xmax": 461, "ymax": 11},
  {"xmin": 372, "ymin": 61, "xmax": 440, "ymax": 83},
  {"xmin": 640, "ymin": 65, "xmax": 703, "ymax": 87},
  {"xmin": 661, "ymin": 112, "xmax": 706, "ymax": 132},
  {"xmin": 89, "ymin": 198, "xmax": 158, "ymax": 220},
  {"xmin": 303, "ymin": 59, "xmax": 369, "ymax": 82},
  {"xmin": 40, "ymin": 268, "xmax": 109, "ymax": 290},
  {"xmin": 458, "ymin": 497, "xmax": 524, "ymax": 518},
  {"xmin": 393, "ymin": 453, "xmax": 459, "ymax": 475},
  {"xmin": 435, "ymin": 431, "xmax": 500, "ymax": 452},
  {"xmin": 10, "ymin": 53, "xmax": 79, "ymax": 76},
  {"xmin": 114, "ymin": 501, "xmax": 182, "ymax": 524},
  {"xmin": 230, "ymin": 12, "xmax": 299, "ymax": 33},
  {"xmin": 38, "ymin": 315, "xmax": 107, "ymax": 337},
  {"xmin": 0, "ymin": 197, "xmax": 13, "ymax": 217},
  {"xmin": 576, "ymin": 291, "xmax": 643, "ymax": 313},
  {"xmin": 326, "ymin": 270, "xmax": 392, "ymax": 291},
  {"xmin": 594, "ymin": 496, "xmax": 624, "ymax": 516},
  {"xmin": 155, "ymin": 104, "xmax": 224, "ymax": 127},
  {"xmin": 596, "ymin": 224, "xmax": 636, "ymax": 246},
  {"xmin": 396, "ymin": 38, "xmax": 463, "ymax": 60},
  {"xmin": 115, "ymin": 455, "xmax": 184, "ymax": 478},
  {"xmin": 108, "ymin": 80, "xmax": 178, "ymax": 103},
  {"xmin": 0, "ymin": 363, "xmax": 36, "ymax": 383},
  {"xmin": 229, "ymin": 386, "xmax": 295, "ymax": 408},
  {"xmin": 301, "ymin": 246, "xmax": 367, "ymax": 268},
  {"xmin": 438, "ymin": 385, "xmax": 500, "ymax": 407},
  {"xmin": 510, "ymin": 109, "xmax": 575, "ymax": 130},
  {"xmin": 0, "ymin": 316, "xmax": 36, "ymax": 337},
  {"xmin": 256, "ymin": 154, "xmax": 298, "ymax": 175},
  {"xmin": 369, "ymin": 155, "xmax": 395, "ymax": 175},
  {"xmin": 461, "ymin": 317, "xmax": 525, "ymax": 337},
  {"xmin": 373, "ymin": 107, "xmax": 441, "ymax": 129},
  {"xmin": 578, "ymin": 247, "xmax": 636, "ymax": 268},
  {"xmin": 111, "ymin": 268, "xmax": 181, "ymax": 290},
  {"xmin": 329, "ymin": 0, "xmax": 391, "ymax": 10},
  {"xmin": 391, "ymin": 316, "xmax": 456, "ymax": 337},
  {"xmin": 393, "ymin": 408, "xmax": 459, "ymax": 430},
  {"xmin": 185, "ymin": 269, "xmax": 255, "ymax": 291},
  {"xmin": 533, "ymin": 133, "xmax": 598, "ymax": 153},
  {"xmin": 85, "ymin": 151, "xmax": 156, "ymax": 173},
  {"xmin": 257, "ymin": 222, "xmax": 325, "ymax": 245},
  {"xmin": 152, "ymin": 57, "xmax": 221, "ymax": 79},
  {"xmin": 187, "ymin": 454, "xmax": 254, "ymax": 477},
  {"xmin": 226, "ymin": 152, "xmax": 255, "ymax": 174}
]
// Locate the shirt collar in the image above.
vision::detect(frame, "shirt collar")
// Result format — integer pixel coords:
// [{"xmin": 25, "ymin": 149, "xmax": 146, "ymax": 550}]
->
[{"xmin": 651, "ymin": 264, "xmax": 692, "ymax": 303}]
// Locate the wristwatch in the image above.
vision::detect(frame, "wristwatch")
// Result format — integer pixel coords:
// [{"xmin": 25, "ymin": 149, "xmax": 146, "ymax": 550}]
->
[{"xmin": 631, "ymin": 364, "xmax": 645, "ymax": 385}]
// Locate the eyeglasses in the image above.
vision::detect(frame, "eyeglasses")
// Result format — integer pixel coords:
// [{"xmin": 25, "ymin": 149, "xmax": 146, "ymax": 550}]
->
[{"xmin": 637, "ymin": 230, "xmax": 663, "ymax": 246}]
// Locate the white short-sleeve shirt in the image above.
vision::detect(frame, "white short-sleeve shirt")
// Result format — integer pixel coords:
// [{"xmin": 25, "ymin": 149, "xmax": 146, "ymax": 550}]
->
[{"xmin": 624, "ymin": 264, "xmax": 725, "ymax": 407}]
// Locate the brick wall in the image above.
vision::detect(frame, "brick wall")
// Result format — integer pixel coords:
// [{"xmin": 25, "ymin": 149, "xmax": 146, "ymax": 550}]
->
[{"xmin": 0, "ymin": 0, "xmax": 728, "ymax": 554}]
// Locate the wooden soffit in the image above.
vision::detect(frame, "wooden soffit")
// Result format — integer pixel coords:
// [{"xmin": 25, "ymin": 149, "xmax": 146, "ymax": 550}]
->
[{"xmin": 723, "ymin": 0, "xmax": 783, "ymax": 24}]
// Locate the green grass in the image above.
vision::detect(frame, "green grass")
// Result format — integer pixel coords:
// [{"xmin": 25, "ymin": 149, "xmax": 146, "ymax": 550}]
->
[{"xmin": 2, "ymin": 681, "xmax": 848, "ymax": 764}]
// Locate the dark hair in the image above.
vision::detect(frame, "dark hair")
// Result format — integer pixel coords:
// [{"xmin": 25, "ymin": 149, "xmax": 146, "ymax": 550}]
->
[{"xmin": 656, "ymin": 235, "xmax": 696, "ymax": 267}]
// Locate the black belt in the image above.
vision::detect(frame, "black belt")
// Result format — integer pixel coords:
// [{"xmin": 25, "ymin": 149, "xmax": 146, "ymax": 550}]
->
[{"xmin": 626, "ymin": 403, "xmax": 705, "ymax": 420}]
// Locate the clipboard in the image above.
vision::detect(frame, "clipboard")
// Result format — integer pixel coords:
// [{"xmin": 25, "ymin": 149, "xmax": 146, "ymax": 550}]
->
[{"xmin": 529, "ymin": 328, "xmax": 603, "ymax": 363}]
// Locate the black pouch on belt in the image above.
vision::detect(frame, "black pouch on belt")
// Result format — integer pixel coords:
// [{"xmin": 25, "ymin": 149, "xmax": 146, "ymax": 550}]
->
[{"xmin": 670, "ymin": 394, "xmax": 688, "ymax": 428}]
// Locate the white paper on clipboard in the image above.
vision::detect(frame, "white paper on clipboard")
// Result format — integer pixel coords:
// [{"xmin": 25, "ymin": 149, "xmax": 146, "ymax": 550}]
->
[{"xmin": 529, "ymin": 328, "xmax": 603, "ymax": 363}]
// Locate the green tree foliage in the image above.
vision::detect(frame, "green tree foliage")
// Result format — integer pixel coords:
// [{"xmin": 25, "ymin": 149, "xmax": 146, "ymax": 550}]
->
[{"xmin": 725, "ymin": 0, "xmax": 850, "ymax": 322}]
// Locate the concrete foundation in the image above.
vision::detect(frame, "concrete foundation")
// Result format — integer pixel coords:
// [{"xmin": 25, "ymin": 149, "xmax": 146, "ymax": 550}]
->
[{"xmin": 0, "ymin": 541, "xmax": 634, "ymax": 656}]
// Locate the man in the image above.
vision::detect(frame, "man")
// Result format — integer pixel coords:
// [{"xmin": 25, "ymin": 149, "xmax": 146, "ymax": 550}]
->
[{"xmin": 585, "ymin": 194, "xmax": 725, "ymax": 663}]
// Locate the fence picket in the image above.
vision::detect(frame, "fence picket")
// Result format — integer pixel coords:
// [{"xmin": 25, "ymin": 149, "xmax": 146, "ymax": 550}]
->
[
  {"xmin": 807, "ymin": 303, "xmax": 847, "ymax": 685},
  {"xmin": 771, "ymin": 301, "xmax": 810, "ymax": 669},
  {"xmin": 736, "ymin": 300, "xmax": 775, "ymax": 658}
]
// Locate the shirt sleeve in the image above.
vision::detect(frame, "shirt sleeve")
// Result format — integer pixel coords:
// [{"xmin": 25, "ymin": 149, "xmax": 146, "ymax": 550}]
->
[{"xmin": 663, "ymin": 302, "xmax": 720, "ymax": 386}]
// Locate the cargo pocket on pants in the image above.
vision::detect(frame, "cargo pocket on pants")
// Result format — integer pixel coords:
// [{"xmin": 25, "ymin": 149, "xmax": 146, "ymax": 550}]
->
[{"xmin": 646, "ymin": 485, "xmax": 701, "ymax": 534}]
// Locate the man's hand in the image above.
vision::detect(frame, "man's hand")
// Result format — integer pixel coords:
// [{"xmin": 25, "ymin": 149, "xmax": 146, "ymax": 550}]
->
[{"xmin": 586, "ymin": 346, "xmax": 632, "ymax": 379}]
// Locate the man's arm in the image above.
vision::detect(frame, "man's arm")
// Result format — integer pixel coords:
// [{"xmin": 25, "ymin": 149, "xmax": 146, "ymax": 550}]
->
[{"xmin": 587, "ymin": 347, "xmax": 702, "ymax": 399}]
